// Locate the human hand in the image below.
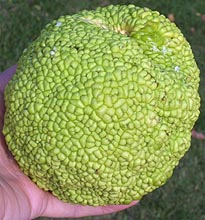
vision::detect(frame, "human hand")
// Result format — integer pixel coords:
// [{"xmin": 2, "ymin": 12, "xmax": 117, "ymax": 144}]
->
[{"xmin": 0, "ymin": 65, "xmax": 138, "ymax": 220}]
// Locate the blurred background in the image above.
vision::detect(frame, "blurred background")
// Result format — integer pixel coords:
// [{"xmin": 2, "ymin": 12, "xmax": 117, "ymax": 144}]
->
[{"xmin": 0, "ymin": 0, "xmax": 205, "ymax": 220}]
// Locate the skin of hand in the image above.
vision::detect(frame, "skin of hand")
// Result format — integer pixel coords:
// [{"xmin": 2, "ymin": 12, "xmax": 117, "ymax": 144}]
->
[{"xmin": 0, "ymin": 65, "xmax": 138, "ymax": 220}]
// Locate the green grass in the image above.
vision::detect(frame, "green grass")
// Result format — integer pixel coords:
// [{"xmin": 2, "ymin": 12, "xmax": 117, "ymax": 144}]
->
[{"xmin": 1, "ymin": 0, "xmax": 205, "ymax": 220}]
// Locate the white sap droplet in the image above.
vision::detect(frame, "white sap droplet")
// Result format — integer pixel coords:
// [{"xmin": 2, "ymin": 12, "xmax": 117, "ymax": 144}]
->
[
  {"xmin": 174, "ymin": 66, "xmax": 180, "ymax": 72},
  {"xmin": 50, "ymin": 50, "xmax": 55, "ymax": 56},
  {"xmin": 162, "ymin": 46, "xmax": 167, "ymax": 55},
  {"xmin": 56, "ymin": 21, "xmax": 62, "ymax": 27},
  {"xmin": 50, "ymin": 47, "xmax": 57, "ymax": 56},
  {"xmin": 152, "ymin": 45, "xmax": 159, "ymax": 52}
]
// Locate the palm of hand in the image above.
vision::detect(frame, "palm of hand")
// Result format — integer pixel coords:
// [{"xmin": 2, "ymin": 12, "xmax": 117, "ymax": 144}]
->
[{"xmin": 0, "ymin": 65, "xmax": 137, "ymax": 220}]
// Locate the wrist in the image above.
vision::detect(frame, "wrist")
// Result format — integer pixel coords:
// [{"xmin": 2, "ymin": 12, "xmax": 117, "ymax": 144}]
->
[
  {"xmin": 0, "ymin": 176, "xmax": 30, "ymax": 220},
  {"xmin": 0, "ymin": 182, "xmax": 6, "ymax": 220}
]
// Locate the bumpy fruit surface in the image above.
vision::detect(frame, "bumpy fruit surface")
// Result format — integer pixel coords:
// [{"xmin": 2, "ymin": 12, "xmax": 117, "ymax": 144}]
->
[{"xmin": 3, "ymin": 5, "xmax": 200, "ymax": 206}]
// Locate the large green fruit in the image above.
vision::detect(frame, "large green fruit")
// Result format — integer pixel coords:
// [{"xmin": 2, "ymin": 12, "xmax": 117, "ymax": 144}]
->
[{"xmin": 3, "ymin": 5, "xmax": 200, "ymax": 206}]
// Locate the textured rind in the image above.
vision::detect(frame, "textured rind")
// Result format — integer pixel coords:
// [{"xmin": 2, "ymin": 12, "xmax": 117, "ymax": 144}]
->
[{"xmin": 3, "ymin": 5, "xmax": 200, "ymax": 206}]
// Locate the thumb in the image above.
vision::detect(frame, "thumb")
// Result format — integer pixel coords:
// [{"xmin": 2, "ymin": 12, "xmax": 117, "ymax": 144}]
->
[{"xmin": 0, "ymin": 64, "xmax": 17, "ymax": 93}]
